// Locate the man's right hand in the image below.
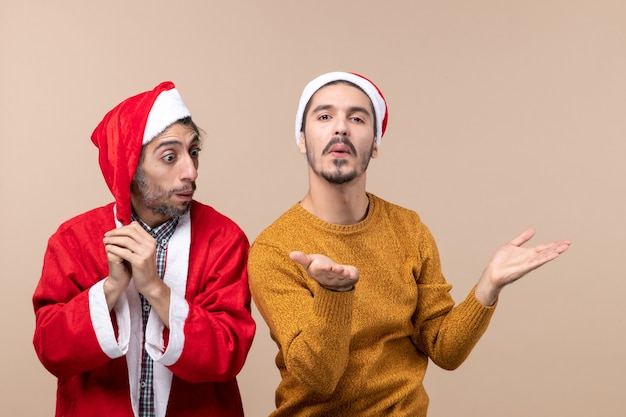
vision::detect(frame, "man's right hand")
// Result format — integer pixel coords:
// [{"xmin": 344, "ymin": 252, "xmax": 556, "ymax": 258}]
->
[
  {"xmin": 102, "ymin": 226, "xmax": 134, "ymax": 311},
  {"xmin": 289, "ymin": 251, "xmax": 359, "ymax": 292}
]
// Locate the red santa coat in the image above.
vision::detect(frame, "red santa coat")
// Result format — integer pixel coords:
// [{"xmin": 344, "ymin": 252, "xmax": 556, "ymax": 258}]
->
[{"xmin": 33, "ymin": 201, "xmax": 256, "ymax": 417}]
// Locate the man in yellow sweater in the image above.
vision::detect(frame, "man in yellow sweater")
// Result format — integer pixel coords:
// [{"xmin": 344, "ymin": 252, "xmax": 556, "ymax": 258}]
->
[{"xmin": 248, "ymin": 71, "xmax": 571, "ymax": 417}]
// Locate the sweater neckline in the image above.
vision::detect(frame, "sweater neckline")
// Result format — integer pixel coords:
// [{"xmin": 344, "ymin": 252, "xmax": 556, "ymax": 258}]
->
[{"xmin": 294, "ymin": 192, "xmax": 376, "ymax": 234}]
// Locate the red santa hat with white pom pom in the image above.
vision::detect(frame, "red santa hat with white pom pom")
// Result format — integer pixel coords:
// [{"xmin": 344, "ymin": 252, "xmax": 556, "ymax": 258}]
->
[{"xmin": 90, "ymin": 81, "xmax": 191, "ymax": 225}]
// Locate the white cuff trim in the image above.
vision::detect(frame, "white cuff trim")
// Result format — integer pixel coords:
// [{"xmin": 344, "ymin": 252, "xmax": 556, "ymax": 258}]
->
[{"xmin": 89, "ymin": 279, "xmax": 130, "ymax": 358}]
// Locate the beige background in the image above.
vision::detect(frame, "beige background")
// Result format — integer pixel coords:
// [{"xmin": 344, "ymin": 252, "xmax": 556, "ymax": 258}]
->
[{"xmin": 2, "ymin": 1, "xmax": 624, "ymax": 416}]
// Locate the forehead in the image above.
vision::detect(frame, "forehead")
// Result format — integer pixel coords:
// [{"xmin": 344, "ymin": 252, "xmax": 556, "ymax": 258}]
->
[
  {"xmin": 308, "ymin": 82, "xmax": 373, "ymax": 110},
  {"xmin": 148, "ymin": 123, "xmax": 198, "ymax": 147}
]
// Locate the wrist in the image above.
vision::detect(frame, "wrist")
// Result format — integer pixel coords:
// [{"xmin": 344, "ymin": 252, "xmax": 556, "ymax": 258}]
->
[
  {"xmin": 141, "ymin": 280, "xmax": 169, "ymax": 301},
  {"xmin": 475, "ymin": 273, "xmax": 501, "ymax": 306},
  {"xmin": 321, "ymin": 284, "xmax": 354, "ymax": 292},
  {"xmin": 103, "ymin": 276, "xmax": 127, "ymax": 311}
]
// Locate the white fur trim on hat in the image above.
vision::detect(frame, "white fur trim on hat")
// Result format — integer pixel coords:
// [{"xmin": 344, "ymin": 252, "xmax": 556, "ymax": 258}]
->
[
  {"xmin": 295, "ymin": 71, "xmax": 387, "ymax": 146},
  {"xmin": 143, "ymin": 88, "xmax": 191, "ymax": 145}
]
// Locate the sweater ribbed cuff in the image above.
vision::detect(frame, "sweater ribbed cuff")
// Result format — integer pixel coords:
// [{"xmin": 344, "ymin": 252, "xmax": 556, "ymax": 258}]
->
[
  {"xmin": 313, "ymin": 286, "xmax": 354, "ymax": 326},
  {"xmin": 461, "ymin": 285, "xmax": 497, "ymax": 328}
]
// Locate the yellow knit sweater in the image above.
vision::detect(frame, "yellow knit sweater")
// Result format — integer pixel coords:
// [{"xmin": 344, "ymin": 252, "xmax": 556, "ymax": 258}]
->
[{"xmin": 248, "ymin": 193, "xmax": 495, "ymax": 417}]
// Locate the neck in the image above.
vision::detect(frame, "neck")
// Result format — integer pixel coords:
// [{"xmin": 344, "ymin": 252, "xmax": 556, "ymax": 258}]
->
[{"xmin": 300, "ymin": 174, "xmax": 369, "ymax": 225}]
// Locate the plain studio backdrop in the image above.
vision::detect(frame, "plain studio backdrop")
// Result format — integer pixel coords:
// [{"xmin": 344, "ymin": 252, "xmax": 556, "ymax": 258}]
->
[{"xmin": 2, "ymin": 1, "xmax": 624, "ymax": 416}]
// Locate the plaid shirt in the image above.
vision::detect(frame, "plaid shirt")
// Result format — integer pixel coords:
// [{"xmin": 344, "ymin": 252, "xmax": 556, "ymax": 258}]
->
[{"xmin": 131, "ymin": 213, "xmax": 179, "ymax": 417}]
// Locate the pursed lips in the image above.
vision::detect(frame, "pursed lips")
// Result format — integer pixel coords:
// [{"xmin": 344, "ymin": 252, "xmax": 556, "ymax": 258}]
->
[
  {"xmin": 328, "ymin": 143, "xmax": 351, "ymax": 155},
  {"xmin": 323, "ymin": 137, "xmax": 357, "ymax": 156},
  {"xmin": 172, "ymin": 183, "xmax": 196, "ymax": 199},
  {"xmin": 174, "ymin": 191, "xmax": 194, "ymax": 202}
]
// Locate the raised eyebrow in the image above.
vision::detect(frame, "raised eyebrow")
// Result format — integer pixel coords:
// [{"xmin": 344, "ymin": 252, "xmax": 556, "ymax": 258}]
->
[
  {"xmin": 154, "ymin": 140, "xmax": 182, "ymax": 151},
  {"xmin": 154, "ymin": 136, "xmax": 200, "ymax": 152}
]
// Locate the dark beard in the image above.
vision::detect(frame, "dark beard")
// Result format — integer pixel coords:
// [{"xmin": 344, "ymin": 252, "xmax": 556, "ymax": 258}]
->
[
  {"xmin": 322, "ymin": 159, "xmax": 357, "ymax": 184},
  {"xmin": 134, "ymin": 166, "xmax": 194, "ymax": 218},
  {"xmin": 143, "ymin": 196, "xmax": 191, "ymax": 218},
  {"xmin": 307, "ymin": 136, "xmax": 375, "ymax": 185}
]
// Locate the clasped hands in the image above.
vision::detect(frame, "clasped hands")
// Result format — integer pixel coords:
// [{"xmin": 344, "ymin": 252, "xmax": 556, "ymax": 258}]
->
[{"xmin": 101, "ymin": 222, "xmax": 170, "ymax": 324}]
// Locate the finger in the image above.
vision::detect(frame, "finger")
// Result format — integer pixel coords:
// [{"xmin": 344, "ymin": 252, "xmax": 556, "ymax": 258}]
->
[
  {"xmin": 534, "ymin": 240, "xmax": 571, "ymax": 255},
  {"xmin": 129, "ymin": 223, "xmax": 158, "ymax": 245},
  {"xmin": 330, "ymin": 264, "xmax": 359, "ymax": 280},
  {"xmin": 104, "ymin": 224, "xmax": 137, "ymax": 238},
  {"xmin": 533, "ymin": 242, "xmax": 557, "ymax": 253},
  {"xmin": 346, "ymin": 265, "xmax": 359, "ymax": 279},
  {"xmin": 104, "ymin": 229, "xmax": 156, "ymax": 256},
  {"xmin": 532, "ymin": 243, "xmax": 571, "ymax": 267},
  {"xmin": 103, "ymin": 235, "xmax": 138, "ymax": 255},
  {"xmin": 104, "ymin": 241, "xmax": 134, "ymax": 262},
  {"xmin": 555, "ymin": 241, "xmax": 571, "ymax": 253},
  {"xmin": 329, "ymin": 265, "xmax": 349, "ymax": 277},
  {"xmin": 543, "ymin": 241, "xmax": 571, "ymax": 258},
  {"xmin": 105, "ymin": 222, "xmax": 152, "ymax": 240},
  {"xmin": 104, "ymin": 250, "xmax": 125, "ymax": 264}
]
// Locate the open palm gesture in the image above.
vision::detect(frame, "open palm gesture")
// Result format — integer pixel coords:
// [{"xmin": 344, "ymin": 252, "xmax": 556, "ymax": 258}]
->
[
  {"xmin": 289, "ymin": 251, "xmax": 359, "ymax": 292},
  {"xmin": 475, "ymin": 227, "xmax": 571, "ymax": 305}
]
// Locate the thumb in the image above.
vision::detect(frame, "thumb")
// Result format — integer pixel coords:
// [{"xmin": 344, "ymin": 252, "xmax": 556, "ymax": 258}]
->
[
  {"xmin": 510, "ymin": 227, "xmax": 536, "ymax": 247},
  {"xmin": 289, "ymin": 251, "xmax": 310, "ymax": 268}
]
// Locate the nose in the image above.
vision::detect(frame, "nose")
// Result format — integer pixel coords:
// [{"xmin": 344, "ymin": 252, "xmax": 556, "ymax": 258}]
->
[
  {"xmin": 180, "ymin": 154, "xmax": 198, "ymax": 182},
  {"xmin": 334, "ymin": 116, "xmax": 349, "ymax": 136}
]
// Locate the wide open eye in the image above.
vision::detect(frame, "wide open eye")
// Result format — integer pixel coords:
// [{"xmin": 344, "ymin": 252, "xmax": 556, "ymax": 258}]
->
[
  {"xmin": 162, "ymin": 153, "xmax": 175, "ymax": 163},
  {"xmin": 190, "ymin": 147, "xmax": 202, "ymax": 158}
]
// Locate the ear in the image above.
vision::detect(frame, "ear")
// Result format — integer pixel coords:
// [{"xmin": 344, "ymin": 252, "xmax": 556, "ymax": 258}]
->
[
  {"xmin": 297, "ymin": 132, "xmax": 307, "ymax": 154},
  {"xmin": 371, "ymin": 139, "xmax": 379, "ymax": 159}
]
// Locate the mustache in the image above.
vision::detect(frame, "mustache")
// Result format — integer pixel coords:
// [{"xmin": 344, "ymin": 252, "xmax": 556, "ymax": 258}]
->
[
  {"xmin": 322, "ymin": 136, "xmax": 357, "ymax": 155},
  {"xmin": 170, "ymin": 182, "xmax": 196, "ymax": 194}
]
